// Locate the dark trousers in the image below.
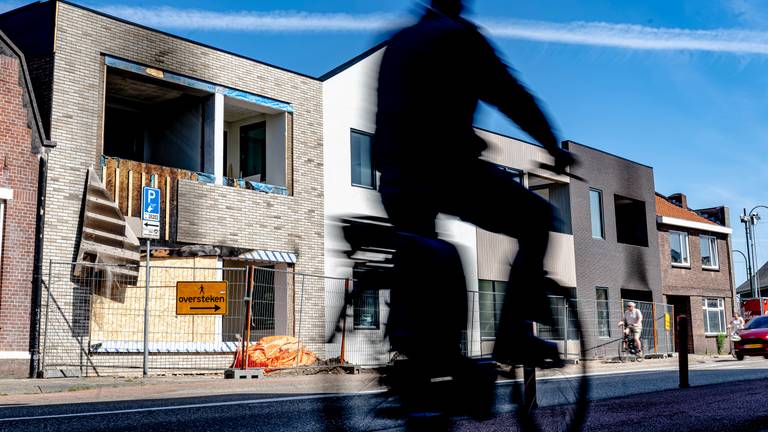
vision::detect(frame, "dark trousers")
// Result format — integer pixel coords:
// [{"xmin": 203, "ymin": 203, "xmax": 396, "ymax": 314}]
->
[{"xmin": 380, "ymin": 159, "xmax": 555, "ymax": 344}]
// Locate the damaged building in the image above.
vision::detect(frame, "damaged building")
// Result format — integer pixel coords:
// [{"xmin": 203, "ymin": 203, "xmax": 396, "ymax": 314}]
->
[{"xmin": 0, "ymin": 1, "xmax": 324, "ymax": 376}]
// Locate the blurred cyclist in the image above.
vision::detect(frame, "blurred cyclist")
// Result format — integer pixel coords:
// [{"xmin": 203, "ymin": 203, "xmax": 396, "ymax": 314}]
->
[{"xmin": 375, "ymin": 0, "xmax": 575, "ymax": 366}]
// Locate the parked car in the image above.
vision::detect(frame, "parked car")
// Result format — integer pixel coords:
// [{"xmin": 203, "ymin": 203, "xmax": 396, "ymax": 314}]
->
[{"xmin": 733, "ymin": 316, "xmax": 768, "ymax": 360}]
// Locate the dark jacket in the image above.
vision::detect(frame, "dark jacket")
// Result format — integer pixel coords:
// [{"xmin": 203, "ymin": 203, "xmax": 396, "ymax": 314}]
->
[{"xmin": 374, "ymin": 9, "xmax": 559, "ymax": 182}]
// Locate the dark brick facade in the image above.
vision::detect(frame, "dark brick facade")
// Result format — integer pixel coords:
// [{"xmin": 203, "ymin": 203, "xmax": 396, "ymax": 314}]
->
[
  {"xmin": 565, "ymin": 141, "xmax": 663, "ymax": 356},
  {"xmin": 0, "ymin": 34, "xmax": 47, "ymax": 376}
]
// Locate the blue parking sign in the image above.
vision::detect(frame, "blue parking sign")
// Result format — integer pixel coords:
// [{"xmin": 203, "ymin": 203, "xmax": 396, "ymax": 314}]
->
[{"xmin": 142, "ymin": 186, "xmax": 161, "ymax": 222}]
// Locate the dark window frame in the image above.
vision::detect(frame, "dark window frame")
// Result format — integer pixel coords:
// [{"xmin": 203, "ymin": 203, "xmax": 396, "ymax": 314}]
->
[
  {"xmin": 589, "ymin": 188, "xmax": 605, "ymax": 240},
  {"xmin": 350, "ymin": 129, "xmax": 376, "ymax": 190},
  {"xmin": 595, "ymin": 287, "xmax": 610, "ymax": 338},
  {"xmin": 479, "ymin": 279, "xmax": 507, "ymax": 340},
  {"xmin": 352, "ymin": 268, "xmax": 380, "ymax": 330}
]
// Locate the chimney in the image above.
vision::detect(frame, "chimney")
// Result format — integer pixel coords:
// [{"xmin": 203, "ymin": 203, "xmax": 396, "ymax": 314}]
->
[{"xmin": 669, "ymin": 193, "xmax": 687, "ymax": 209}]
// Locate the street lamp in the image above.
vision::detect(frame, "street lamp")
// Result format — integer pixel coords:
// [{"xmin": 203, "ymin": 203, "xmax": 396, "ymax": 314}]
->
[
  {"xmin": 741, "ymin": 206, "xmax": 768, "ymax": 316},
  {"xmin": 748, "ymin": 205, "xmax": 768, "ymax": 298}
]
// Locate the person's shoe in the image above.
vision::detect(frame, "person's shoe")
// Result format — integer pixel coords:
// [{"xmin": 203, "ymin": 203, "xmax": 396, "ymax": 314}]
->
[{"xmin": 494, "ymin": 334, "xmax": 564, "ymax": 368}]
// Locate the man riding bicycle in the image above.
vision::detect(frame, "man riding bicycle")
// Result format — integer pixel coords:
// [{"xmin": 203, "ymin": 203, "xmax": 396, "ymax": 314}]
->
[
  {"xmin": 619, "ymin": 302, "xmax": 643, "ymax": 356},
  {"xmin": 375, "ymin": 0, "xmax": 576, "ymax": 368}
]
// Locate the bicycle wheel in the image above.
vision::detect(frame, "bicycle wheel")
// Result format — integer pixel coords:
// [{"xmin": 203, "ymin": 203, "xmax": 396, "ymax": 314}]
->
[
  {"xmin": 617, "ymin": 339, "xmax": 627, "ymax": 363},
  {"xmin": 511, "ymin": 290, "xmax": 590, "ymax": 432}
]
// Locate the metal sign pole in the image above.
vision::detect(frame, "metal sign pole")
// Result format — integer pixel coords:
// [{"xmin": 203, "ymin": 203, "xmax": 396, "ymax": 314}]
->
[{"xmin": 143, "ymin": 239, "xmax": 150, "ymax": 377}]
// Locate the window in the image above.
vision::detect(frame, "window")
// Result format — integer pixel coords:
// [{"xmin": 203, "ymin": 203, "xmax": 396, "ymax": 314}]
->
[
  {"xmin": 614, "ymin": 195, "xmax": 648, "ymax": 246},
  {"xmin": 702, "ymin": 298, "xmax": 725, "ymax": 334},
  {"xmin": 589, "ymin": 189, "xmax": 604, "ymax": 239},
  {"xmin": 670, "ymin": 231, "xmax": 690, "ymax": 266},
  {"xmin": 351, "ymin": 130, "xmax": 375, "ymax": 189},
  {"xmin": 497, "ymin": 165, "xmax": 524, "ymax": 184},
  {"xmin": 700, "ymin": 235, "xmax": 719, "ymax": 269},
  {"xmin": 479, "ymin": 280, "xmax": 506, "ymax": 339},
  {"xmin": 353, "ymin": 290, "xmax": 380, "ymax": 330},
  {"xmin": 353, "ymin": 269, "xmax": 380, "ymax": 329},
  {"xmin": 240, "ymin": 121, "xmax": 267, "ymax": 180},
  {"xmin": 596, "ymin": 287, "xmax": 610, "ymax": 338}
]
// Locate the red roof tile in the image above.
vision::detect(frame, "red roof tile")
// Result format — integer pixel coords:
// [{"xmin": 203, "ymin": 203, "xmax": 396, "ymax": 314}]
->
[{"xmin": 655, "ymin": 194, "xmax": 719, "ymax": 226}]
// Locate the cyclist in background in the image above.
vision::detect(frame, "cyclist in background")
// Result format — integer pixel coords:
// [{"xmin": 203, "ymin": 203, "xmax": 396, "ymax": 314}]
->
[{"xmin": 620, "ymin": 302, "xmax": 643, "ymax": 356}]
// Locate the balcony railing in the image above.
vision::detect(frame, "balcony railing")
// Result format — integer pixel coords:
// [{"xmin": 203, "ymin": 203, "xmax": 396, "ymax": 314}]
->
[
  {"xmin": 100, "ymin": 156, "xmax": 291, "ymax": 242},
  {"xmin": 101, "ymin": 156, "xmax": 197, "ymax": 242}
]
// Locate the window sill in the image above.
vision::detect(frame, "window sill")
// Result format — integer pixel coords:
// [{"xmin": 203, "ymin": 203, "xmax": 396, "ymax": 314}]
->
[
  {"xmin": 351, "ymin": 183, "xmax": 376, "ymax": 190},
  {"xmin": 354, "ymin": 327, "xmax": 380, "ymax": 331},
  {"xmin": 671, "ymin": 263, "xmax": 691, "ymax": 268},
  {"xmin": 702, "ymin": 266, "xmax": 720, "ymax": 272}
]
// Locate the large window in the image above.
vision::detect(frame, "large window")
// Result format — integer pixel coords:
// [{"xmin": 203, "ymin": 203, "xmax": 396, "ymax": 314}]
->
[
  {"xmin": 700, "ymin": 235, "xmax": 719, "ymax": 269},
  {"xmin": 702, "ymin": 298, "xmax": 725, "ymax": 334},
  {"xmin": 596, "ymin": 287, "xmax": 610, "ymax": 338},
  {"xmin": 670, "ymin": 231, "xmax": 690, "ymax": 266},
  {"xmin": 614, "ymin": 195, "xmax": 648, "ymax": 246},
  {"xmin": 479, "ymin": 280, "xmax": 506, "ymax": 339},
  {"xmin": 351, "ymin": 130, "xmax": 375, "ymax": 189},
  {"xmin": 589, "ymin": 189, "xmax": 604, "ymax": 239}
]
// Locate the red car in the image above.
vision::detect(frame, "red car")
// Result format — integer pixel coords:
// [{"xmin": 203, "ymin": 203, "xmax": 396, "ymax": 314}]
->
[{"xmin": 733, "ymin": 316, "xmax": 768, "ymax": 360}]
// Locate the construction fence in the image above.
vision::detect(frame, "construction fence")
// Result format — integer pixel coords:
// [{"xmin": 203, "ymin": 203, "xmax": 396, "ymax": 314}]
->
[{"xmin": 37, "ymin": 260, "xmax": 675, "ymax": 377}]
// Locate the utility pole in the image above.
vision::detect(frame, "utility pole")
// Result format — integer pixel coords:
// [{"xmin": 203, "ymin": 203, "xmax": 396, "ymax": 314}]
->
[{"xmin": 742, "ymin": 209, "xmax": 756, "ymax": 300}]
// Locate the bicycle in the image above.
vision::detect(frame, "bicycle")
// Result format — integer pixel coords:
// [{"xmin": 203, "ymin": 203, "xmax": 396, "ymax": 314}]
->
[
  {"xmin": 331, "ymin": 210, "xmax": 589, "ymax": 432},
  {"xmin": 617, "ymin": 323, "xmax": 643, "ymax": 362}
]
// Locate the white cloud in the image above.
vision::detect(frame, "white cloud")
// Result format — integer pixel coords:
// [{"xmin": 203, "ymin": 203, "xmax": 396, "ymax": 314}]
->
[{"xmin": 93, "ymin": 5, "xmax": 768, "ymax": 56}]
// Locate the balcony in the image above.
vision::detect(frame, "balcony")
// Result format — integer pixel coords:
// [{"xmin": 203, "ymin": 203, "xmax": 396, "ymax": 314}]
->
[{"xmin": 100, "ymin": 156, "xmax": 289, "ymax": 243}]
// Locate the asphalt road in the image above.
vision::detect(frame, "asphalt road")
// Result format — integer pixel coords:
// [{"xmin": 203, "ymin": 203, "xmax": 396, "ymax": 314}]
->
[{"xmin": 1, "ymin": 359, "xmax": 767, "ymax": 431}]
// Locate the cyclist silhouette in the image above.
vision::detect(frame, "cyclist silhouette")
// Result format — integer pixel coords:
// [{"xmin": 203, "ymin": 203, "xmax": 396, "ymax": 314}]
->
[{"xmin": 375, "ymin": 0, "xmax": 576, "ymax": 369}]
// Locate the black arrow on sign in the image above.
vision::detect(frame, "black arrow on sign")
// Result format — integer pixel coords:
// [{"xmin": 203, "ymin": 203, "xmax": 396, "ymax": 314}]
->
[{"xmin": 190, "ymin": 304, "xmax": 221, "ymax": 312}]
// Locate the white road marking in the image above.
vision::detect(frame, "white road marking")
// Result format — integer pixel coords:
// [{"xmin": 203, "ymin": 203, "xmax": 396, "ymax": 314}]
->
[
  {"xmin": 3, "ymin": 361, "xmax": 767, "ymax": 422},
  {"xmin": 0, "ymin": 390, "xmax": 387, "ymax": 422}
]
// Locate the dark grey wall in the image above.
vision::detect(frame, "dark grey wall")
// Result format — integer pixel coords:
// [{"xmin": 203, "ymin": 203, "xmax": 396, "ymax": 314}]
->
[{"xmin": 564, "ymin": 141, "xmax": 662, "ymax": 355}]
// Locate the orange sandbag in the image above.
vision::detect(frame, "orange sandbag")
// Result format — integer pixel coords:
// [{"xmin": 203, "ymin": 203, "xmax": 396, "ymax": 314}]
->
[{"xmin": 230, "ymin": 336, "xmax": 317, "ymax": 370}]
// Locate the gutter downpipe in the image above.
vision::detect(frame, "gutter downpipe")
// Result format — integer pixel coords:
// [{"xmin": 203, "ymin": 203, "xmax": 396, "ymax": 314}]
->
[{"xmin": 28, "ymin": 147, "xmax": 51, "ymax": 378}]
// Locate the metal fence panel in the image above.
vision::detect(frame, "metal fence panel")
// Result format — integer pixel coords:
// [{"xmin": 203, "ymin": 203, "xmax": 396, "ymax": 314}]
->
[{"xmin": 38, "ymin": 260, "xmax": 677, "ymax": 376}]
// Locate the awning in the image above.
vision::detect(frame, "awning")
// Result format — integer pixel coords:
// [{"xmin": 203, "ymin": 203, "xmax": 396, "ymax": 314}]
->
[{"xmin": 238, "ymin": 249, "xmax": 297, "ymax": 264}]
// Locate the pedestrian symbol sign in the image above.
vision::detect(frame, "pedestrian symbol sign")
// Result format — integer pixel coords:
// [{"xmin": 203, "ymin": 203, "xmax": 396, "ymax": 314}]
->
[
  {"xmin": 141, "ymin": 186, "xmax": 161, "ymax": 239},
  {"xmin": 176, "ymin": 281, "xmax": 228, "ymax": 315}
]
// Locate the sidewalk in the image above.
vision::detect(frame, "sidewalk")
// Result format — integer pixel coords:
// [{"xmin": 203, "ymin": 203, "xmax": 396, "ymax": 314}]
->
[{"xmin": 0, "ymin": 354, "xmax": 736, "ymax": 406}]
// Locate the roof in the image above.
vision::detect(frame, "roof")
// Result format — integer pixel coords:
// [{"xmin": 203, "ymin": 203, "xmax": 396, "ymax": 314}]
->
[
  {"xmin": 655, "ymin": 193, "xmax": 720, "ymax": 226},
  {"xmin": 737, "ymin": 261, "xmax": 768, "ymax": 293},
  {"xmin": 53, "ymin": 0, "xmax": 316, "ymax": 80},
  {"xmin": 0, "ymin": 29, "xmax": 53, "ymax": 152},
  {"xmin": 318, "ymin": 40, "xmax": 388, "ymax": 81}
]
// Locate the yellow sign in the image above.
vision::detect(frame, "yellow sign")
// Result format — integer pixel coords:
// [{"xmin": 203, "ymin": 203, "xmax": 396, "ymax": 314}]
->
[
  {"xmin": 176, "ymin": 281, "xmax": 228, "ymax": 315},
  {"xmin": 665, "ymin": 313, "xmax": 671, "ymax": 331}
]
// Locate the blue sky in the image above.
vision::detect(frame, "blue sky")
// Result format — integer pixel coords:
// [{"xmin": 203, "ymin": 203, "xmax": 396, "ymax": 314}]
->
[{"xmin": 3, "ymin": 0, "xmax": 768, "ymax": 286}]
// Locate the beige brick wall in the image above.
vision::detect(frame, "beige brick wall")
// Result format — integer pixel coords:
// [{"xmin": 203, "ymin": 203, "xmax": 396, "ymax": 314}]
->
[{"xmin": 40, "ymin": 2, "xmax": 325, "ymax": 371}]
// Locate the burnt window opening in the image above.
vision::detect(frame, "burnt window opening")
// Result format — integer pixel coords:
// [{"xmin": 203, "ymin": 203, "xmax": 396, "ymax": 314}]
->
[
  {"xmin": 614, "ymin": 195, "xmax": 648, "ymax": 247},
  {"xmin": 103, "ymin": 67, "xmax": 211, "ymax": 172}
]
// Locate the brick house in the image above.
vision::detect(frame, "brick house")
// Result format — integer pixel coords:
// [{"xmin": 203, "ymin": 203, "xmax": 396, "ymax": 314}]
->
[
  {"xmin": 0, "ymin": 29, "xmax": 54, "ymax": 377},
  {"xmin": 1, "ymin": 1, "xmax": 324, "ymax": 376},
  {"xmin": 656, "ymin": 192, "xmax": 735, "ymax": 354}
]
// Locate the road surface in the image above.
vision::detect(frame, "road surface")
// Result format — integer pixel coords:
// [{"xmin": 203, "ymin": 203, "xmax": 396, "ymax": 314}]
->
[{"xmin": 1, "ymin": 358, "xmax": 767, "ymax": 431}]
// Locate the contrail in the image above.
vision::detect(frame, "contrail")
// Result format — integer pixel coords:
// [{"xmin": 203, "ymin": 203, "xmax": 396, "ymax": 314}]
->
[{"xmin": 0, "ymin": 3, "xmax": 761, "ymax": 56}]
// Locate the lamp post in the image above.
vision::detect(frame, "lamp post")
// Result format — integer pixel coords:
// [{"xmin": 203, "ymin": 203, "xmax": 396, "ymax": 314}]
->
[
  {"xmin": 742, "ymin": 206, "xmax": 768, "ymax": 315},
  {"xmin": 748, "ymin": 206, "xmax": 768, "ymax": 296}
]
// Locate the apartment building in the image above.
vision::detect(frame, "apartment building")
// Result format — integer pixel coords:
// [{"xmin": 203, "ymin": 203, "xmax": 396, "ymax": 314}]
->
[
  {"xmin": 564, "ymin": 141, "xmax": 663, "ymax": 356},
  {"xmin": 1, "ymin": 1, "xmax": 324, "ymax": 376},
  {"xmin": 0, "ymin": 30, "xmax": 54, "ymax": 377},
  {"xmin": 656, "ymin": 192, "xmax": 735, "ymax": 354}
]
